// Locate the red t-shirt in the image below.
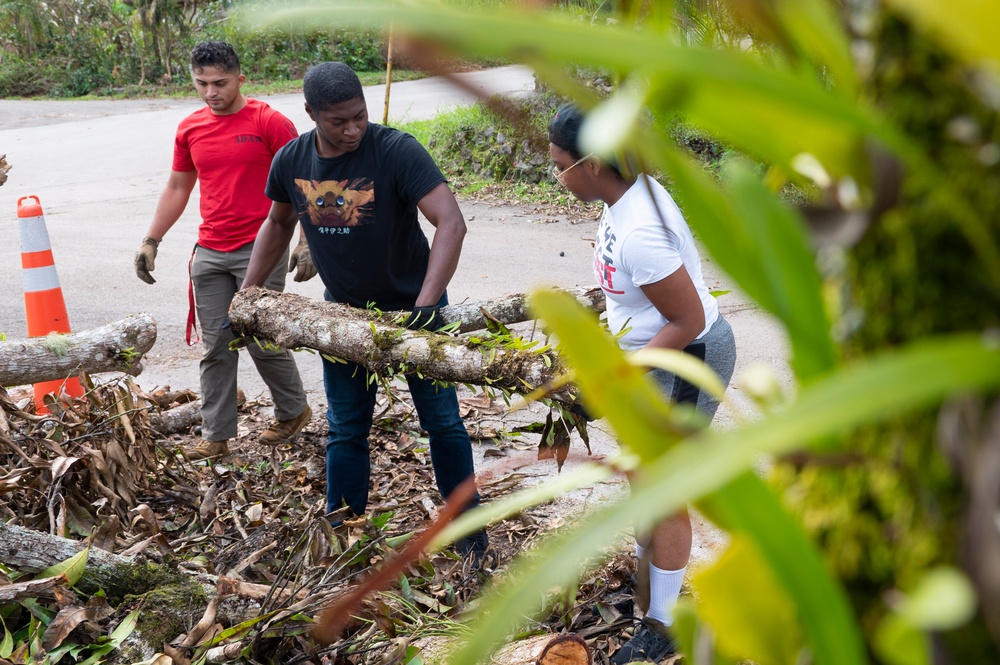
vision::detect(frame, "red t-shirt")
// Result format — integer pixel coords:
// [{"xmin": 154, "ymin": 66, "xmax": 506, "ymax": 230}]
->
[{"xmin": 173, "ymin": 99, "xmax": 297, "ymax": 252}]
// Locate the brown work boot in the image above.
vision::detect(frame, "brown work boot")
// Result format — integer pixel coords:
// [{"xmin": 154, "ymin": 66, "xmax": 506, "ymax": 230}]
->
[
  {"xmin": 183, "ymin": 439, "xmax": 230, "ymax": 461},
  {"xmin": 260, "ymin": 405, "xmax": 312, "ymax": 445}
]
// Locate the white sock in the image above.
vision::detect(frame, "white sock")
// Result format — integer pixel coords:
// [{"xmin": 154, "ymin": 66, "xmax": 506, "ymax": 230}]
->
[
  {"xmin": 645, "ymin": 562, "xmax": 686, "ymax": 626},
  {"xmin": 635, "ymin": 542, "xmax": 646, "ymax": 562}
]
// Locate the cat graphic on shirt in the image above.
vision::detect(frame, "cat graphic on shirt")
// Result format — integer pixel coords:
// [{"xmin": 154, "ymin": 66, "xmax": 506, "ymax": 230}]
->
[{"xmin": 294, "ymin": 178, "xmax": 375, "ymax": 227}]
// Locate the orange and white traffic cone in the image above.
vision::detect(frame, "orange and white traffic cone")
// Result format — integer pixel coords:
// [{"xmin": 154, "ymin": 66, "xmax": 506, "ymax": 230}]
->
[{"xmin": 16, "ymin": 195, "xmax": 84, "ymax": 411}]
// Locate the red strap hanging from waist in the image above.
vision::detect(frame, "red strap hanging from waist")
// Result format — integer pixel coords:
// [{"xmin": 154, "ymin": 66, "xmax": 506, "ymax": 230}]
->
[{"xmin": 185, "ymin": 246, "xmax": 200, "ymax": 346}]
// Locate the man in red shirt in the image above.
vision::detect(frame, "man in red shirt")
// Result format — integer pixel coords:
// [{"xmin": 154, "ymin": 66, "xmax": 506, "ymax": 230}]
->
[{"xmin": 134, "ymin": 41, "xmax": 314, "ymax": 460}]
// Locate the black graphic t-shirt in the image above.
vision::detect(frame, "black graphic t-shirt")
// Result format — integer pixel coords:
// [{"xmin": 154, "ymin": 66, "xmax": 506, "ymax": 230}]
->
[{"xmin": 266, "ymin": 123, "xmax": 445, "ymax": 310}]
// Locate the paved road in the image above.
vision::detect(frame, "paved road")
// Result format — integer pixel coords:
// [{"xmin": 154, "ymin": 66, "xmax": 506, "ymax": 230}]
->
[{"xmin": 0, "ymin": 65, "xmax": 788, "ymax": 428}]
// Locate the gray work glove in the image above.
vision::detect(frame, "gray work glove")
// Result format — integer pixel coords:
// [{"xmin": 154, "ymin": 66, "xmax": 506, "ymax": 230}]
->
[
  {"xmin": 134, "ymin": 237, "xmax": 160, "ymax": 284},
  {"xmin": 288, "ymin": 237, "xmax": 317, "ymax": 282}
]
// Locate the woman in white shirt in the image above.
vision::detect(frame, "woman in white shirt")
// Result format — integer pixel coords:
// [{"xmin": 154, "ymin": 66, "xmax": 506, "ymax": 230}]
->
[{"xmin": 548, "ymin": 103, "xmax": 737, "ymax": 664}]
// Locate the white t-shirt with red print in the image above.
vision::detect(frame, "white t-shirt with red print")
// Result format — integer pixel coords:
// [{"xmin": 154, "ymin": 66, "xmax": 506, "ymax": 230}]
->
[{"xmin": 594, "ymin": 174, "xmax": 719, "ymax": 351}]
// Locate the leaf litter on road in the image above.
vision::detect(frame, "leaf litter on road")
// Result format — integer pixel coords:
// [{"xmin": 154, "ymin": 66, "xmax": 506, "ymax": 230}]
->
[{"xmin": 0, "ymin": 373, "xmax": 641, "ymax": 663}]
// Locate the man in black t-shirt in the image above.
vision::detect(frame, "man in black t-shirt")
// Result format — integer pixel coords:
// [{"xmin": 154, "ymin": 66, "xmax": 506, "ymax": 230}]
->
[{"xmin": 242, "ymin": 62, "xmax": 488, "ymax": 560}]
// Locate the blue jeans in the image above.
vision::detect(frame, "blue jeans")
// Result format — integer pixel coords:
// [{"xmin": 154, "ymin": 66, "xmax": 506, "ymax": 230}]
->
[{"xmin": 322, "ymin": 298, "xmax": 480, "ymax": 516}]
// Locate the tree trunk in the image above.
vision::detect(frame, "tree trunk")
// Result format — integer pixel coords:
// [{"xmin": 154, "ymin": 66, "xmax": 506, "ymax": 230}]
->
[
  {"xmin": 0, "ymin": 314, "xmax": 156, "ymax": 388},
  {"xmin": 228, "ymin": 288, "xmax": 595, "ymax": 397}
]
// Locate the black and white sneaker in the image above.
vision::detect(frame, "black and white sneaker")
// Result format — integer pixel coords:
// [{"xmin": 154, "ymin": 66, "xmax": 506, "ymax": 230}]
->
[{"xmin": 610, "ymin": 618, "xmax": 677, "ymax": 664}]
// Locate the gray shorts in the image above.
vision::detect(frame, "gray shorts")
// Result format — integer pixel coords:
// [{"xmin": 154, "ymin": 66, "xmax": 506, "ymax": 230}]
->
[{"xmin": 648, "ymin": 314, "xmax": 736, "ymax": 422}]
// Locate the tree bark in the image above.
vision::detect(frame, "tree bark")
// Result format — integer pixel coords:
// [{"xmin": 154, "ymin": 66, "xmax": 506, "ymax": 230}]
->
[
  {"xmin": 146, "ymin": 391, "xmax": 244, "ymax": 434},
  {"xmin": 0, "ymin": 522, "xmax": 155, "ymax": 597},
  {"xmin": 0, "ymin": 314, "xmax": 156, "ymax": 387},
  {"xmin": 229, "ymin": 288, "xmax": 591, "ymax": 397},
  {"xmin": 148, "ymin": 399, "xmax": 202, "ymax": 434},
  {"xmin": 440, "ymin": 286, "xmax": 604, "ymax": 334}
]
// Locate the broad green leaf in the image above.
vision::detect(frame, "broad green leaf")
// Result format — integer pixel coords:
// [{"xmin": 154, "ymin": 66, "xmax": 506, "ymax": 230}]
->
[
  {"xmin": 885, "ymin": 0, "xmax": 1000, "ymax": 70},
  {"xmin": 628, "ymin": 348, "xmax": 727, "ymax": 401},
  {"xmin": 197, "ymin": 611, "xmax": 277, "ymax": 649},
  {"xmin": 897, "ymin": 567, "xmax": 976, "ymax": 630},
  {"xmin": 722, "ymin": 159, "xmax": 837, "ymax": 379},
  {"xmin": 76, "ymin": 610, "xmax": 138, "ymax": 665},
  {"xmin": 691, "ymin": 535, "xmax": 805, "ymax": 665},
  {"xmin": 45, "ymin": 642, "xmax": 87, "ymax": 665},
  {"xmin": 579, "ymin": 81, "xmax": 646, "ymax": 159},
  {"xmin": 638, "ymin": 139, "xmax": 838, "ymax": 380},
  {"xmin": 525, "ymin": 291, "xmax": 685, "ymax": 464},
  {"xmin": 873, "ymin": 614, "xmax": 929, "ymax": 665},
  {"xmin": 771, "ymin": 0, "xmax": 857, "ymax": 94},
  {"xmin": 670, "ymin": 596, "xmax": 739, "ymax": 665},
  {"xmin": 35, "ymin": 547, "xmax": 88, "ymax": 587},
  {"xmin": 404, "ymin": 644, "xmax": 425, "ymax": 665},
  {"xmin": 698, "ymin": 474, "xmax": 864, "ymax": 665},
  {"xmin": 0, "ymin": 616, "xmax": 11, "ymax": 659},
  {"xmin": 670, "ymin": 600, "xmax": 699, "ymax": 664},
  {"xmin": 431, "ymin": 462, "xmax": 614, "ymax": 550}
]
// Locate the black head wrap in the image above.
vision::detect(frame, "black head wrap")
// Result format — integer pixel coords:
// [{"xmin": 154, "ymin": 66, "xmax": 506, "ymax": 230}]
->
[{"xmin": 548, "ymin": 103, "xmax": 585, "ymax": 158}]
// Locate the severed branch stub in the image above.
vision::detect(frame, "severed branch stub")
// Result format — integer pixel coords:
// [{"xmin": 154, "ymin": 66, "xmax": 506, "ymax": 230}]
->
[
  {"xmin": 228, "ymin": 288, "xmax": 601, "ymax": 398},
  {"xmin": 440, "ymin": 286, "xmax": 604, "ymax": 334}
]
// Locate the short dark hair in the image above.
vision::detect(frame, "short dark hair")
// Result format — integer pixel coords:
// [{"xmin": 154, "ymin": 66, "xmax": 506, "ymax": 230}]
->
[
  {"xmin": 190, "ymin": 41, "xmax": 240, "ymax": 74},
  {"xmin": 304, "ymin": 62, "xmax": 365, "ymax": 111}
]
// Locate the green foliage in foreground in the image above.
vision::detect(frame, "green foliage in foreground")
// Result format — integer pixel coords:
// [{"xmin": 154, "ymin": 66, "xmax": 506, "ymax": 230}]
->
[
  {"xmin": 0, "ymin": 0, "xmax": 393, "ymax": 98},
  {"xmin": 253, "ymin": 0, "xmax": 1000, "ymax": 663}
]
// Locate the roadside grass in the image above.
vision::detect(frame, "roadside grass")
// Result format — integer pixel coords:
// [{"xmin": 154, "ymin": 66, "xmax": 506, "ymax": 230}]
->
[
  {"xmin": 398, "ymin": 90, "xmax": 812, "ymax": 210},
  {"xmin": 396, "ymin": 93, "xmax": 740, "ymax": 207},
  {"xmin": 72, "ymin": 70, "xmax": 427, "ymax": 101}
]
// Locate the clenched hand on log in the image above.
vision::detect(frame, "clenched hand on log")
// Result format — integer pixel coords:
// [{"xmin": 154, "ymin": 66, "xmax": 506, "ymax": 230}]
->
[{"xmin": 228, "ymin": 287, "xmax": 606, "ymax": 398}]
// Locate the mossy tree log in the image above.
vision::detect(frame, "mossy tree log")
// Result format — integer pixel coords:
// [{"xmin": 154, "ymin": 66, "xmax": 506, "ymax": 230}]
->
[
  {"xmin": 0, "ymin": 522, "xmax": 300, "ymax": 661},
  {"xmin": 0, "ymin": 314, "xmax": 156, "ymax": 388},
  {"xmin": 0, "ymin": 522, "xmax": 170, "ymax": 599},
  {"xmin": 229, "ymin": 288, "xmax": 603, "ymax": 397}
]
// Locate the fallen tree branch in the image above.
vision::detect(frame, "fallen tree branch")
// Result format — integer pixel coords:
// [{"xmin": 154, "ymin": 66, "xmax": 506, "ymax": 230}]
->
[
  {"xmin": 230, "ymin": 288, "xmax": 580, "ymax": 398},
  {"xmin": 148, "ymin": 399, "xmax": 202, "ymax": 434},
  {"xmin": 145, "ymin": 389, "xmax": 247, "ymax": 434},
  {"xmin": 0, "ymin": 314, "xmax": 156, "ymax": 387},
  {"xmin": 442, "ymin": 286, "xmax": 604, "ymax": 333}
]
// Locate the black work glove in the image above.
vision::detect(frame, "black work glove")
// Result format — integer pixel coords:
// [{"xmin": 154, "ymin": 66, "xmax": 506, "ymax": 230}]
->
[
  {"xmin": 134, "ymin": 237, "xmax": 160, "ymax": 284},
  {"xmin": 223, "ymin": 315, "xmax": 248, "ymax": 350},
  {"xmin": 404, "ymin": 305, "xmax": 446, "ymax": 332},
  {"xmin": 569, "ymin": 401, "xmax": 595, "ymax": 422}
]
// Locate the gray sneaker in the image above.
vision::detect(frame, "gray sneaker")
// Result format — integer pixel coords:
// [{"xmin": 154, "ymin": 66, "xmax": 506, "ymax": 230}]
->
[{"xmin": 610, "ymin": 618, "xmax": 677, "ymax": 664}]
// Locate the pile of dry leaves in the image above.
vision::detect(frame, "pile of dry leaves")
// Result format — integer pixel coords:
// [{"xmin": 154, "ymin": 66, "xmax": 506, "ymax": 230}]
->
[{"xmin": 0, "ymin": 375, "xmax": 642, "ymax": 664}]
